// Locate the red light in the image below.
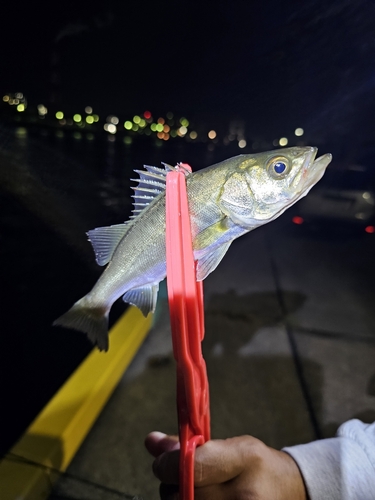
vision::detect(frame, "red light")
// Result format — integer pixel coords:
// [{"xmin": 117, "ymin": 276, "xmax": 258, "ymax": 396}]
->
[
  {"xmin": 365, "ymin": 225, "xmax": 375, "ymax": 234},
  {"xmin": 144, "ymin": 110, "xmax": 151, "ymax": 119},
  {"xmin": 292, "ymin": 216, "xmax": 304, "ymax": 225}
]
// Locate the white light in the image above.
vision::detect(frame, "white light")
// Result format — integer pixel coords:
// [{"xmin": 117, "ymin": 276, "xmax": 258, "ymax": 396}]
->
[
  {"xmin": 85, "ymin": 106, "xmax": 93, "ymax": 114},
  {"xmin": 238, "ymin": 139, "xmax": 246, "ymax": 148},
  {"xmin": 110, "ymin": 116, "xmax": 119, "ymax": 125},
  {"xmin": 208, "ymin": 130, "xmax": 216, "ymax": 139},
  {"xmin": 37, "ymin": 104, "xmax": 48, "ymax": 115},
  {"xmin": 363, "ymin": 192, "xmax": 371, "ymax": 200},
  {"xmin": 107, "ymin": 123, "xmax": 117, "ymax": 134},
  {"xmin": 294, "ymin": 127, "xmax": 304, "ymax": 136},
  {"xmin": 279, "ymin": 137, "xmax": 288, "ymax": 146},
  {"xmin": 179, "ymin": 126, "xmax": 187, "ymax": 135}
]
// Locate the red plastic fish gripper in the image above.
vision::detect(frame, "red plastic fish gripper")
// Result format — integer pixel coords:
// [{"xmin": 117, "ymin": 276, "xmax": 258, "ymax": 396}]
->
[{"xmin": 165, "ymin": 163, "xmax": 211, "ymax": 500}]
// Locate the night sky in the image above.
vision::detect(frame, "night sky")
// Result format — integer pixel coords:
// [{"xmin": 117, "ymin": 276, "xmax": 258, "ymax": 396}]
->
[{"xmin": 2, "ymin": 0, "xmax": 375, "ymax": 139}]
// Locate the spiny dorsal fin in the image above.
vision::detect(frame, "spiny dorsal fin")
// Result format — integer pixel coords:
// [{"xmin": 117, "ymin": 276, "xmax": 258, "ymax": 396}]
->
[
  {"xmin": 87, "ymin": 223, "xmax": 129, "ymax": 266},
  {"xmin": 129, "ymin": 163, "xmax": 172, "ymax": 219}
]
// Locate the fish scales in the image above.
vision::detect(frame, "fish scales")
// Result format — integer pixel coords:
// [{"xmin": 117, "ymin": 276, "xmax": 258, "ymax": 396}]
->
[
  {"xmin": 54, "ymin": 147, "xmax": 332, "ymax": 350},
  {"xmin": 80, "ymin": 157, "xmax": 238, "ymax": 309}
]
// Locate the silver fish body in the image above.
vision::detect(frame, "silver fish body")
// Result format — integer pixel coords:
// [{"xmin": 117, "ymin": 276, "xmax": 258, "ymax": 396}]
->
[{"xmin": 54, "ymin": 147, "xmax": 332, "ymax": 350}]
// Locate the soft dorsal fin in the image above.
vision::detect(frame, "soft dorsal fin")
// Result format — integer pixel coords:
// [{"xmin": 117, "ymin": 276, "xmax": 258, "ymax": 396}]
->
[
  {"xmin": 122, "ymin": 282, "xmax": 159, "ymax": 316},
  {"xmin": 129, "ymin": 163, "xmax": 173, "ymax": 219},
  {"xmin": 87, "ymin": 223, "xmax": 129, "ymax": 266}
]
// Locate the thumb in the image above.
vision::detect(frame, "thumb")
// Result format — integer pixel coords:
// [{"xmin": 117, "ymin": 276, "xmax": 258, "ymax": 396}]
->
[
  {"xmin": 153, "ymin": 435, "xmax": 261, "ymax": 487},
  {"xmin": 193, "ymin": 436, "xmax": 260, "ymax": 487}
]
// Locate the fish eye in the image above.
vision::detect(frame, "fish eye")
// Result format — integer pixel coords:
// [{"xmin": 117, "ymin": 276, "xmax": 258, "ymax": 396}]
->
[
  {"xmin": 274, "ymin": 161, "xmax": 287, "ymax": 174},
  {"xmin": 267, "ymin": 156, "xmax": 290, "ymax": 178}
]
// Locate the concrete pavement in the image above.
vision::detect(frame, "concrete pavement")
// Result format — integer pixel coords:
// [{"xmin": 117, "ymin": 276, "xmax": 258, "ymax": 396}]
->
[{"xmin": 50, "ymin": 216, "xmax": 375, "ymax": 500}]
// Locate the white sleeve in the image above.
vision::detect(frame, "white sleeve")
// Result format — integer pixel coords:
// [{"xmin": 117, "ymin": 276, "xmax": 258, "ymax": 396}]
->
[{"xmin": 282, "ymin": 419, "xmax": 375, "ymax": 500}]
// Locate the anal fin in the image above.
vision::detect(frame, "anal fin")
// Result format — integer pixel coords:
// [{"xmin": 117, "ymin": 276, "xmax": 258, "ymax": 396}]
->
[{"xmin": 123, "ymin": 283, "xmax": 159, "ymax": 317}]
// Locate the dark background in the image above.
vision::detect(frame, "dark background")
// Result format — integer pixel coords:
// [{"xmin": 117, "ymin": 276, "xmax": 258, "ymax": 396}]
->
[
  {"xmin": 1, "ymin": 0, "xmax": 375, "ymax": 453},
  {"xmin": 2, "ymin": 0, "xmax": 375, "ymax": 142}
]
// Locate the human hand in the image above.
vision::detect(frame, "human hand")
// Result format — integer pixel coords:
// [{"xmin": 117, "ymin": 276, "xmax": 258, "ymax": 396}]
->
[{"xmin": 145, "ymin": 432, "xmax": 307, "ymax": 500}]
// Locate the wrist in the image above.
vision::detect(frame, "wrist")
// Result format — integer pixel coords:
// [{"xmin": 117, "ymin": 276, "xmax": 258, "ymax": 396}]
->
[
  {"xmin": 276, "ymin": 449, "xmax": 308, "ymax": 500},
  {"xmin": 240, "ymin": 437, "xmax": 308, "ymax": 500}
]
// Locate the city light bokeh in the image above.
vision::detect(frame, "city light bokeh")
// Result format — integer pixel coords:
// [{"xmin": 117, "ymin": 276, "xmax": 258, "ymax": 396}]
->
[{"xmin": 1, "ymin": 92, "xmax": 309, "ymax": 151}]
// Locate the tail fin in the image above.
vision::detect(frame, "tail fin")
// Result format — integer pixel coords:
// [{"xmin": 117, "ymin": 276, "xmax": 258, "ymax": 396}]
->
[{"xmin": 53, "ymin": 298, "xmax": 109, "ymax": 351}]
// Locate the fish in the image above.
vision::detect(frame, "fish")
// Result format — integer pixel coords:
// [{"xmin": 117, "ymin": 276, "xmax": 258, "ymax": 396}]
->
[{"xmin": 54, "ymin": 146, "xmax": 332, "ymax": 351}]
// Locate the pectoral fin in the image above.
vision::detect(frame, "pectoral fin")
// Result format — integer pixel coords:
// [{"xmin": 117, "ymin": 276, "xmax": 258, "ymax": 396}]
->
[
  {"xmin": 196, "ymin": 241, "xmax": 232, "ymax": 281},
  {"xmin": 194, "ymin": 217, "xmax": 231, "ymax": 250},
  {"xmin": 123, "ymin": 283, "xmax": 159, "ymax": 316}
]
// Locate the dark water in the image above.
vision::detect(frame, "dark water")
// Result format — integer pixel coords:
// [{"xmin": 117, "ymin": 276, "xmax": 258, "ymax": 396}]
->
[{"xmin": 0, "ymin": 125, "xmax": 239, "ymax": 453}]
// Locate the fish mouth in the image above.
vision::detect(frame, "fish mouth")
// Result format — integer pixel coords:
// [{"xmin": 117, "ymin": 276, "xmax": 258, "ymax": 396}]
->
[
  {"xmin": 306, "ymin": 149, "xmax": 332, "ymax": 185},
  {"xmin": 294, "ymin": 147, "xmax": 332, "ymax": 195}
]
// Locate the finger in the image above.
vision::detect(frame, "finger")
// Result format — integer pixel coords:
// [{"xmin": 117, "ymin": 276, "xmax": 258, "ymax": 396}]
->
[
  {"xmin": 193, "ymin": 436, "xmax": 260, "ymax": 487},
  {"xmin": 145, "ymin": 432, "xmax": 180, "ymax": 457},
  {"xmin": 153, "ymin": 448, "xmax": 180, "ymax": 484}
]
